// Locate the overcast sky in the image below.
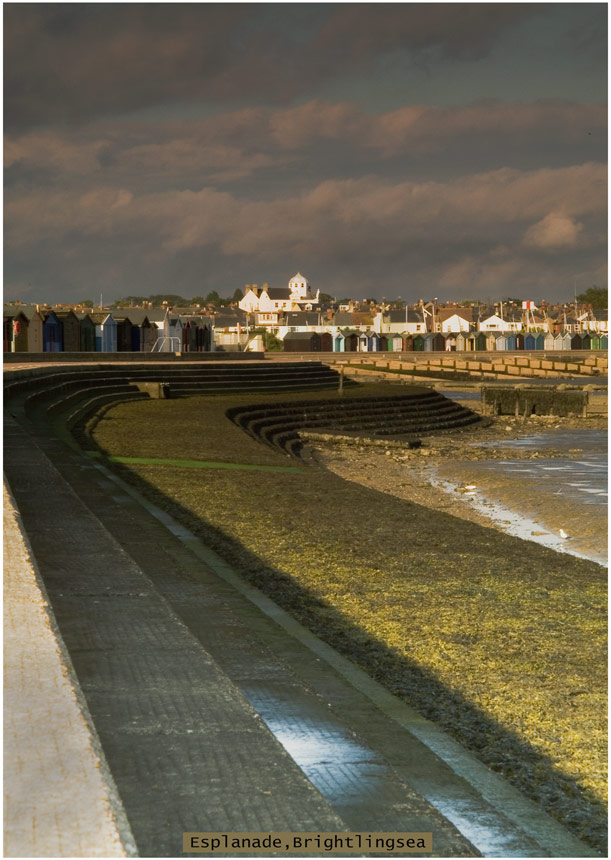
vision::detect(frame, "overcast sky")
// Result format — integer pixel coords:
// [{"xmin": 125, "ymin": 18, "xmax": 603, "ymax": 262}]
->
[{"xmin": 4, "ymin": 3, "xmax": 607, "ymax": 304}]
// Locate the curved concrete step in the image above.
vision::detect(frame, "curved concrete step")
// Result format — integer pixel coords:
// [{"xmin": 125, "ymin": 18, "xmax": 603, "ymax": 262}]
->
[{"xmin": 228, "ymin": 393, "xmax": 481, "ymax": 457}]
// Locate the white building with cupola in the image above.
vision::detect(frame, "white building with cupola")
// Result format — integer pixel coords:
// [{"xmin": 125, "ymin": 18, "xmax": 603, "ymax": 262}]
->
[{"xmin": 238, "ymin": 273, "xmax": 320, "ymax": 326}]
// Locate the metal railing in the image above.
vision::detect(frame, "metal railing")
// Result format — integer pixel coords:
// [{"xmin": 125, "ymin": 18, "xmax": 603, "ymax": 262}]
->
[{"xmin": 151, "ymin": 337, "xmax": 182, "ymax": 353}]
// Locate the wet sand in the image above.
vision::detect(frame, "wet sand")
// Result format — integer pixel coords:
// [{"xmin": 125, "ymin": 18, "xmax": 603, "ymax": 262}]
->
[{"xmin": 309, "ymin": 411, "xmax": 607, "ymax": 567}]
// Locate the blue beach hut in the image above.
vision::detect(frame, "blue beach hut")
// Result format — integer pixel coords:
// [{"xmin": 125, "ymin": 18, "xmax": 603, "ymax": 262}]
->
[
  {"xmin": 42, "ymin": 311, "xmax": 63, "ymax": 352},
  {"xmin": 90, "ymin": 313, "xmax": 117, "ymax": 352},
  {"xmin": 130, "ymin": 324, "xmax": 141, "ymax": 351},
  {"xmin": 367, "ymin": 332, "xmax": 381, "ymax": 351},
  {"xmin": 524, "ymin": 333, "xmax": 536, "ymax": 351}
]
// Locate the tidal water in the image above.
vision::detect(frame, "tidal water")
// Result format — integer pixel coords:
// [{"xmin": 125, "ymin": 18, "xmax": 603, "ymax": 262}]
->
[
  {"xmin": 476, "ymin": 430, "xmax": 607, "ymax": 509},
  {"xmin": 433, "ymin": 430, "xmax": 608, "ymax": 566}
]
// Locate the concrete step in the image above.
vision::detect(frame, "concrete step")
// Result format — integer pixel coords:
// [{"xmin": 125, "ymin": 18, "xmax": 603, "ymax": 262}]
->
[{"xmin": 3, "ymin": 418, "xmax": 350, "ymax": 856}]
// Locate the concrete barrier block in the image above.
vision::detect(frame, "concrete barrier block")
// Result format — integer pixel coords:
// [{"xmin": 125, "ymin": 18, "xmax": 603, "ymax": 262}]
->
[
  {"xmin": 507, "ymin": 366, "xmax": 520, "ymax": 375},
  {"xmin": 517, "ymin": 358, "xmax": 529, "ymax": 366},
  {"xmin": 565, "ymin": 363, "xmax": 579, "ymax": 372},
  {"xmin": 541, "ymin": 360, "xmax": 554, "ymax": 369}
]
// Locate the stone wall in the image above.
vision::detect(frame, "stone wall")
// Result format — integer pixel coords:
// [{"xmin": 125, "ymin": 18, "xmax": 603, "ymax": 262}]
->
[{"xmin": 335, "ymin": 352, "xmax": 607, "ymax": 379}]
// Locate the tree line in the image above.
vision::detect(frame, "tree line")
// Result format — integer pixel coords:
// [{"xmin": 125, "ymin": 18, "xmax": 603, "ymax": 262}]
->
[{"xmin": 110, "ymin": 290, "xmax": 245, "ymax": 309}]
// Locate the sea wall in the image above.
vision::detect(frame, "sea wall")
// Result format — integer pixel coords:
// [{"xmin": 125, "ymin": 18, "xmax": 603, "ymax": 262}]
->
[
  {"xmin": 336, "ymin": 351, "xmax": 607, "ymax": 379},
  {"xmin": 481, "ymin": 387, "xmax": 590, "ymax": 417}
]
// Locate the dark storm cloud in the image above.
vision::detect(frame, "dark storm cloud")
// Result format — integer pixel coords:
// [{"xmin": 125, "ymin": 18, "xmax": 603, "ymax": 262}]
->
[
  {"xmin": 6, "ymin": 99, "xmax": 605, "ymax": 183},
  {"xmin": 3, "ymin": 3, "xmax": 607, "ymax": 303},
  {"xmin": 311, "ymin": 3, "xmax": 543, "ymax": 65},
  {"xmin": 5, "ymin": 161, "xmax": 606, "ymax": 287},
  {"xmin": 4, "ymin": 3, "xmax": 543, "ymax": 130},
  {"xmin": 4, "ymin": 4, "xmax": 254, "ymax": 128}
]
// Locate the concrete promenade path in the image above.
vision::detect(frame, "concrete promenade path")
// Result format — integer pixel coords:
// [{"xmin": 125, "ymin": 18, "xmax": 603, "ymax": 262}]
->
[
  {"xmin": 3, "ymin": 484, "xmax": 133, "ymax": 857},
  {"xmin": 3, "ymin": 380, "xmax": 601, "ymax": 858}
]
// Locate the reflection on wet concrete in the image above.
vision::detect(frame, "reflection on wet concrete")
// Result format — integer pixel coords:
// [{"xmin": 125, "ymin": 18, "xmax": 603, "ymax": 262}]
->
[
  {"xmin": 241, "ymin": 682, "xmax": 415, "ymax": 828},
  {"xmin": 239, "ymin": 683, "xmax": 551, "ymax": 856}
]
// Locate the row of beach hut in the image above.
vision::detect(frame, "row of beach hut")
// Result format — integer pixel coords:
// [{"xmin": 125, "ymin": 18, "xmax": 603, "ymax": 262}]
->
[
  {"xmin": 3, "ymin": 308, "xmax": 213, "ymax": 353},
  {"xmin": 283, "ymin": 330, "xmax": 608, "ymax": 353}
]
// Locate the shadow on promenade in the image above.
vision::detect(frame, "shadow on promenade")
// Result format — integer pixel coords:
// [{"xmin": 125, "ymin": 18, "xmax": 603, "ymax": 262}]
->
[{"xmin": 96, "ymin": 456, "xmax": 606, "ymax": 855}]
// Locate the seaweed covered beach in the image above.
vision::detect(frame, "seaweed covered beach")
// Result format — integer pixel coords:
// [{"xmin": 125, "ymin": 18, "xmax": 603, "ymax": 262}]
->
[{"xmin": 86, "ymin": 385, "xmax": 607, "ymax": 852}]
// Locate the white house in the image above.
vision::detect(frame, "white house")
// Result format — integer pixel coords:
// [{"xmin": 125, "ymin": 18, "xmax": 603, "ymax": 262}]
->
[
  {"xmin": 276, "ymin": 311, "xmax": 325, "ymax": 340},
  {"xmin": 373, "ymin": 309, "xmax": 426, "ymax": 334},
  {"xmin": 440, "ymin": 313, "xmax": 471, "ymax": 333},
  {"xmin": 240, "ymin": 286, "xmax": 261, "ymax": 313},
  {"xmin": 478, "ymin": 313, "xmax": 522, "ymax": 333},
  {"xmin": 239, "ymin": 273, "xmax": 320, "ymax": 317}
]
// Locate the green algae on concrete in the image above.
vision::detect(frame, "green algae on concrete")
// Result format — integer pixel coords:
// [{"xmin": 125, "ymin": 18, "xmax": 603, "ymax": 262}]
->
[{"xmin": 106, "ymin": 455, "xmax": 307, "ymax": 474}]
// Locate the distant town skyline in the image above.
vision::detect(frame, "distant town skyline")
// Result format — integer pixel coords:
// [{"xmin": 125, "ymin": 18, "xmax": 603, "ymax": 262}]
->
[{"xmin": 4, "ymin": 3, "xmax": 607, "ymax": 305}]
